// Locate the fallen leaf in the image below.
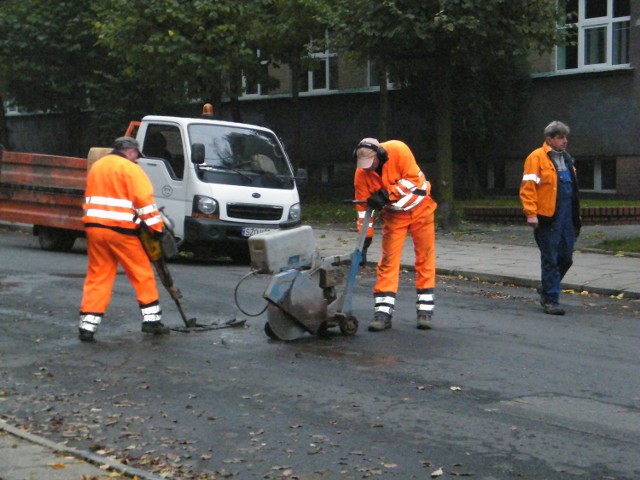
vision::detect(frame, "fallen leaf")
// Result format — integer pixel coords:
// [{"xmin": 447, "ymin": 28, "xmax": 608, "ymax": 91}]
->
[
  {"xmin": 450, "ymin": 386, "xmax": 462, "ymax": 391},
  {"xmin": 431, "ymin": 466, "xmax": 444, "ymax": 477},
  {"xmin": 49, "ymin": 463, "xmax": 66, "ymax": 469}
]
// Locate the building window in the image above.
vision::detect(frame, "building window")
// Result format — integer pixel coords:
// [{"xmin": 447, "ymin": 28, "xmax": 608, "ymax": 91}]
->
[
  {"xmin": 367, "ymin": 61, "xmax": 397, "ymax": 89},
  {"xmin": 557, "ymin": 0, "xmax": 630, "ymax": 71},
  {"xmin": 242, "ymin": 50, "xmax": 269, "ymax": 97},
  {"xmin": 578, "ymin": 157, "xmax": 616, "ymax": 192},
  {"xmin": 299, "ymin": 33, "xmax": 338, "ymax": 93}
]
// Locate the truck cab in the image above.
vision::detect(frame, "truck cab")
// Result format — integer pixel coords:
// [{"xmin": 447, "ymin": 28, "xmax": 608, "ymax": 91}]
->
[{"xmin": 134, "ymin": 115, "xmax": 304, "ymax": 262}]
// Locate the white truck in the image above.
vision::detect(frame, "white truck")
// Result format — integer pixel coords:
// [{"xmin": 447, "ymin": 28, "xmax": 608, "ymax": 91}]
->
[{"xmin": 0, "ymin": 112, "xmax": 306, "ymax": 263}]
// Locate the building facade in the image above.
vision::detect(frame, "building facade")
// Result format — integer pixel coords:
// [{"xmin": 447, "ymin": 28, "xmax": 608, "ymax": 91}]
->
[
  {"xmin": 228, "ymin": 0, "xmax": 640, "ymax": 198},
  {"xmin": 5, "ymin": 0, "xmax": 638, "ymax": 198}
]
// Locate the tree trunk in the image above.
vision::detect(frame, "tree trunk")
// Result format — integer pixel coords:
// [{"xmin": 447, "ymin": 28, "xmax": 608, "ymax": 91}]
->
[{"xmin": 432, "ymin": 67, "xmax": 457, "ymax": 232}]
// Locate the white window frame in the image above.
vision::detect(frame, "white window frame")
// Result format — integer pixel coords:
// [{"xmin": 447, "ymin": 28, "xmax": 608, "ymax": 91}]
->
[
  {"xmin": 579, "ymin": 158, "xmax": 617, "ymax": 193},
  {"xmin": 367, "ymin": 61, "xmax": 397, "ymax": 89},
  {"xmin": 556, "ymin": 0, "xmax": 630, "ymax": 73},
  {"xmin": 301, "ymin": 52, "xmax": 337, "ymax": 93},
  {"xmin": 300, "ymin": 32, "xmax": 337, "ymax": 94},
  {"xmin": 241, "ymin": 74, "xmax": 263, "ymax": 97},
  {"xmin": 241, "ymin": 49, "xmax": 268, "ymax": 98}
]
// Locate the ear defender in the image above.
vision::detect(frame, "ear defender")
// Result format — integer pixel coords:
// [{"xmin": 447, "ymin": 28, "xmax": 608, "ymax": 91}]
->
[{"xmin": 353, "ymin": 142, "xmax": 388, "ymax": 162}]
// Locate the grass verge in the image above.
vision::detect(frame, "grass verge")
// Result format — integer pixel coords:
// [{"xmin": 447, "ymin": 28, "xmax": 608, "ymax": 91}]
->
[{"xmin": 590, "ymin": 237, "xmax": 640, "ymax": 253}]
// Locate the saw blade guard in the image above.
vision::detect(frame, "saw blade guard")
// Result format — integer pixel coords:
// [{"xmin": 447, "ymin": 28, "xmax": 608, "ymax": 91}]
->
[{"xmin": 263, "ymin": 269, "xmax": 329, "ymax": 336}]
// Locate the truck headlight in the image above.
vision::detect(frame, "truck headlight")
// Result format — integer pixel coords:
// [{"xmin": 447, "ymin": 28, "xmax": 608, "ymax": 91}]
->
[
  {"xmin": 288, "ymin": 202, "xmax": 301, "ymax": 222},
  {"xmin": 195, "ymin": 195, "xmax": 218, "ymax": 215}
]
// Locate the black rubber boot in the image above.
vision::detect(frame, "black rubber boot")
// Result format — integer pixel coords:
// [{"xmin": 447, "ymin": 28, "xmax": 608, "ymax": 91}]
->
[
  {"xmin": 368, "ymin": 315, "xmax": 392, "ymax": 332},
  {"xmin": 416, "ymin": 314, "xmax": 433, "ymax": 330},
  {"xmin": 78, "ymin": 328, "xmax": 95, "ymax": 342},
  {"xmin": 141, "ymin": 321, "xmax": 171, "ymax": 335}
]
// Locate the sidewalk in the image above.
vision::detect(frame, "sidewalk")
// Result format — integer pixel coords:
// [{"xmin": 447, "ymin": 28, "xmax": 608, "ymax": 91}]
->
[
  {"xmin": 0, "ymin": 420, "xmax": 164, "ymax": 480},
  {"xmin": 312, "ymin": 224, "xmax": 640, "ymax": 300}
]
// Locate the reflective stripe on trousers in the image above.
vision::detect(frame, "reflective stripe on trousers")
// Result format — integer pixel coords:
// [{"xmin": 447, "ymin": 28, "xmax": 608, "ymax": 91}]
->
[
  {"xmin": 374, "ymin": 292, "xmax": 395, "ymax": 318},
  {"xmin": 140, "ymin": 301, "xmax": 162, "ymax": 322},
  {"xmin": 79, "ymin": 313, "xmax": 102, "ymax": 332},
  {"xmin": 80, "ymin": 227, "xmax": 160, "ymax": 323},
  {"xmin": 416, "ymin": 288, "xmax": 434, "ymax": 315}
]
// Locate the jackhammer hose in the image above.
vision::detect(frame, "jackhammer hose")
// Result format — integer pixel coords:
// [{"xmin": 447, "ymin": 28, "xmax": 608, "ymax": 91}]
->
[{"xmin": 234, "ymin": 270, "xmax": 269, "ymax": 317}]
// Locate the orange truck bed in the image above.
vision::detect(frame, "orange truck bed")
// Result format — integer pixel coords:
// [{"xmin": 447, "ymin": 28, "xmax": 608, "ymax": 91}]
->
[{"xmin": 0, "ymin": 150, "xmax": 86, "ymax": 232}]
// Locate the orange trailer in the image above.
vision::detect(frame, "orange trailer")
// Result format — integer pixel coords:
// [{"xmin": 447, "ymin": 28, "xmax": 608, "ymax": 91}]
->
[{"xmin": 0, "ymin": 149, "xmax": 87, "ymax": 251}]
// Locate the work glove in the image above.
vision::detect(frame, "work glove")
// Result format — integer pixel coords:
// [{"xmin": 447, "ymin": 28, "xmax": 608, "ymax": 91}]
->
[
  {"xmin": 360, "ymin": 236, "xmax": 373, "ymax": 266},
  {"xmin": 366, "ymin": 189, "xmax": 389, "ymax": 211}
]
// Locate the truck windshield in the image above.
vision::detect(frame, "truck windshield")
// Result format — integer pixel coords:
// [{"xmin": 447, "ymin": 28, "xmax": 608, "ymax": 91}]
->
[{"xmin": 188, "ymin": 124, "xmax": 295, "ymax": 189}]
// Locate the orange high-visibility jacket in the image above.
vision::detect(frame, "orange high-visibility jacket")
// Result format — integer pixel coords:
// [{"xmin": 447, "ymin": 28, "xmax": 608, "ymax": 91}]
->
[
  {"xmin": 83, "ymin": 152, "xmax": 163, "ymax": 234},
  {"xmin": 354, "ymin": 140, "xmax": 436, "ymax": 235},
  {"xmin": 520, "ymin": 142, "xmax": 579, "ymax": 222}
]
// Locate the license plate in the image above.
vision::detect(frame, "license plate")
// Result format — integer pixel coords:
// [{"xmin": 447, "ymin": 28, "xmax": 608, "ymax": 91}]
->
[{"xmin": 241, "ymin": 227, "xmax": 274, "ymax": 237}]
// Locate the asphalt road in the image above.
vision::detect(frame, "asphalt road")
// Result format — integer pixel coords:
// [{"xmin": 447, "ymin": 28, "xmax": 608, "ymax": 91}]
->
[{"xmin": 1, "ymin": 228, "xmax": 639, "ymax": 480}]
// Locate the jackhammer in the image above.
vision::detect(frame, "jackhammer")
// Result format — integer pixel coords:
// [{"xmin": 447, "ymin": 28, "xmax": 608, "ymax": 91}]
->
[{"xmin": 139, "ymin": 210, "xmax": 245, "ymax": 332}]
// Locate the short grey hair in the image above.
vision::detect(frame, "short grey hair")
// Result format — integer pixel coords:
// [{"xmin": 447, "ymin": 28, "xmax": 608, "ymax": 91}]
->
[
  {"xmin": 114, "ymin": 136, "xmax": 140, "ymax": 151},
  {"xmin": 544, "ymin": 121, "xmax": 570, "ymax": 138}
]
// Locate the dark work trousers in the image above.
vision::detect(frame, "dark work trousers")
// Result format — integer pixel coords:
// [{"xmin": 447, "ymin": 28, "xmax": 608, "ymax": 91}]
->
[{"xmin": 534, "ymin": 170, "xmax": 576, "ymax": 304}]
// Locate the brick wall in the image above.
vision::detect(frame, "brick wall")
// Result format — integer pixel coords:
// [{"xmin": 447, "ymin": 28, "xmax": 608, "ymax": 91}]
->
[
  {"xmin": 616, "ymin": 156, "xmax": 640, "ymax": 199},
  {"xmin": 464, "ymin": 206, "xmax": 640, "ymax": 225}
]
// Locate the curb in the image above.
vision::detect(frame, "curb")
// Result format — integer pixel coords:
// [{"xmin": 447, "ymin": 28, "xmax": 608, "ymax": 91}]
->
[
  {"xmin": 0, "ymin": 419, "xmax": 165, "ymax": 480},
  {"xmin": 578, "ymin": 247, "xmax": 640, "ymax": 258},
  {"xmin": 432, "ymin": 267, "xmax": 640, "ymax": 300}
]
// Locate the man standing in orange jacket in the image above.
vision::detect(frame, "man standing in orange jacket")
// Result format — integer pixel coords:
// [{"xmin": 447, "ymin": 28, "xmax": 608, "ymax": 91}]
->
[
  {"xmin": 354, "ymin": 138, "xmax": 438, "ymax": 332},
  {"xmin": 78, "ymin": 136, "xmax": 168, "ymax": 342},
  {"xmin": 520, "ymin": 121, "xmax": 581, "ymax": 315}
]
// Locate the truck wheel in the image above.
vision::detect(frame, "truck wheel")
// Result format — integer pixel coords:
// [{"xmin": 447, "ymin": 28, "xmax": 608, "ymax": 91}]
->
[{"xmin": 37, "ymin": 227, "xmax": 76, "ymax": 252}]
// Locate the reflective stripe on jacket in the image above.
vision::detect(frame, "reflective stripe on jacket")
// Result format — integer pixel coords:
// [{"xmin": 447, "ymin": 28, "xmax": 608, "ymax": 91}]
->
[
  {"xmin": 354, "ymin": 140, "xmax": 436, "ymax": 235},
  {"xmin": 519, "ymin": 142, "xmax": 580, "ymax": 224},
  {"xmin": 83, "ymin": 152, "xmax": 163, "ymax": 234}
]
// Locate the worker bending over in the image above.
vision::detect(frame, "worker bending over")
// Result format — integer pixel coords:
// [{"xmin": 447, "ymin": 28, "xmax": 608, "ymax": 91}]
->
[{"xmin": 354, "ymin": 138, "xmax": 438, "ymax": 332}]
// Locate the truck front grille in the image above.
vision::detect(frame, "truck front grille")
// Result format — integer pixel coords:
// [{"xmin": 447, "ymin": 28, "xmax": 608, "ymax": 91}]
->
[{"xmin": 227, "ymin": 203, "xmax": 283, "ymax": 221}]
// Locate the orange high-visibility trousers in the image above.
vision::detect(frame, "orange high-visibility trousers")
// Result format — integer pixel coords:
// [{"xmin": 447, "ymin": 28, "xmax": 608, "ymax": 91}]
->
[
  {"xmin": 80, "ymin": 228, "xmax": 159, "ymax": 315},
  {"xmin": 375, "ymin": 202, "xmax": 436, "ymax": 294}
]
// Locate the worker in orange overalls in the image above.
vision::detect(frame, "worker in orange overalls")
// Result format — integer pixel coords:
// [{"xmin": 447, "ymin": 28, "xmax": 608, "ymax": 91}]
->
[
  {"xmin": 354, "ymin": 138, "xmax": 437, "ymax": 332},
  {"xmin": 78, "ymin": 136, "xmax": 167, "ymax": 342}
]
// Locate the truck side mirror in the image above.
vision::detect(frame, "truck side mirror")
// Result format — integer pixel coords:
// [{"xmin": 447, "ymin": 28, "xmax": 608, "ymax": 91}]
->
[
  {"xmin": 191, "ymin": 143, "xmax": 205, "ymax": 164},
  {"xmin": 295, "ymin": 168, "xmax": 308, "ymax": 187}
]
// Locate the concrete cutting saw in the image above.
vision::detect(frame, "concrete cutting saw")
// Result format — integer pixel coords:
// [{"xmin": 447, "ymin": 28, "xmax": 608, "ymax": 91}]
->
[{"xmin": 247, "ymin": 206, "xmax": 372, "ymax": 340}]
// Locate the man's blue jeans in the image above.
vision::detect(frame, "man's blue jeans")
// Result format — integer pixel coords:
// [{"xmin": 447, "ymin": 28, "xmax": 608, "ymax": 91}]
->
[{"xmin": 534, "ymin": 215, "xmax": 575, "ymax": 304}]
